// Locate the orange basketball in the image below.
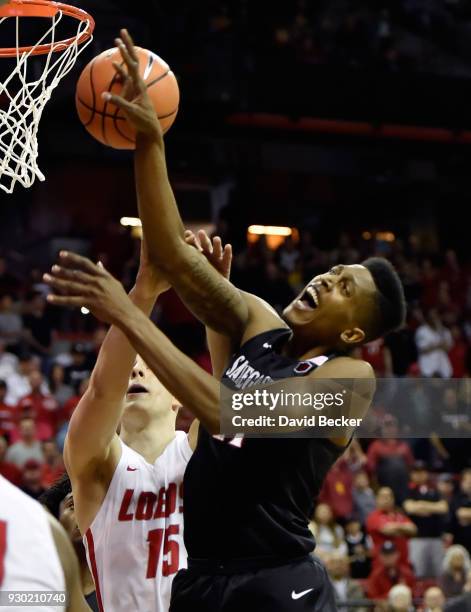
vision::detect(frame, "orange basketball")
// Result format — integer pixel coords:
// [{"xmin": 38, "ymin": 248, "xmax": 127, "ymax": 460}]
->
[{"xmin": 75, "ymin": 47, "xmax": 179, "ymax": 149}]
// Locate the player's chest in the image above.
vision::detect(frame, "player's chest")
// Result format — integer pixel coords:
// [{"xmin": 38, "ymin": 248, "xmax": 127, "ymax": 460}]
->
[{"xmin": 116, "ymin": 480, "xmax": 184, "ymax": 523}]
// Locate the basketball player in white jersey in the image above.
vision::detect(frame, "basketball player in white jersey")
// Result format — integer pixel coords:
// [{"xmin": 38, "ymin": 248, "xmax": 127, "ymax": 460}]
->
[
  {"xmin": 61, "ymin": 238, "xmax": 197, "ymax": 612},
  {"xmin": 0, "ymin": 474, "xmax": 88, "ymax": 611}
]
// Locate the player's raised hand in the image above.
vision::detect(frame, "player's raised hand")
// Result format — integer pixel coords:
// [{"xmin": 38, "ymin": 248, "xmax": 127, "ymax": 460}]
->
[
  {"xmin": 103, "ymin": 29, "xmax": 163, "ymax": 142},
  {"xmin": 43, "ymin": 252, "xmax": 133, "ymax": 325},
  {"xmin": 184, "ymin": 230, "xmax": 232, "ymax": 279}
]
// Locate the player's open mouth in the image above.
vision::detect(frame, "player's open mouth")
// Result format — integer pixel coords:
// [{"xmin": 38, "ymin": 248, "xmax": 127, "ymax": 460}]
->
[
  {"xmin": 127, "ymin": 383, "xmax": 149, "ymax": 395},
  {"xmin": 295, "ymin": 285, "xmax": 320, "ymax": 311}
]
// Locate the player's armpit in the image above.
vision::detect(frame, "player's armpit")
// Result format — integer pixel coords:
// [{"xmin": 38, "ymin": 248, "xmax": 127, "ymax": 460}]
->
[{"xmin": 46, "ymin": 513, "xmax": 90, "ymax": 612}]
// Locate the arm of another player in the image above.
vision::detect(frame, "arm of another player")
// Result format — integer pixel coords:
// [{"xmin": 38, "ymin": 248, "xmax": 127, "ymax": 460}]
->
[
  {"xmin": 52, "ymin": 239, "xmax": 168, "ymax": 484},
  {"xmin": 105, "ymin": 31, "xmax": 283, "ymax": 343},
  {"xmin": 45, "ymin": 254, "xmax": 223, "ymax": 433},
  {"xmin": 184, "ymin": 229, "xmax": 235, "ymax": 377},
  {"xmin": 46, "ymin": 513, "xmax": 90, "ymax": 612}
]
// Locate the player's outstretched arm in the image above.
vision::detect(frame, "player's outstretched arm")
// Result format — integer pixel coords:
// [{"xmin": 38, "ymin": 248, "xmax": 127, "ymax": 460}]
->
[
  {"xmin": 45, "ymin": 254, "xmax": 223, "ymax": 433},
  {"xmin": 105, "ymin": 30, "xmax": 255, "ymax": 342},
  {"xmin": 57, "ymin": 240, "xmax": 168, "ymax": 491}
]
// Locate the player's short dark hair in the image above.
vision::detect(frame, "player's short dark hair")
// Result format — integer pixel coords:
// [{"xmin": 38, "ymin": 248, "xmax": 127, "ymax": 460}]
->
[
  {"xmin": 361, "ymin": 257, "xmax": 406, "ymax": 340},
  {"xmin": 38, "ymin": 472, "xmax": 71, "ymax": 519}
]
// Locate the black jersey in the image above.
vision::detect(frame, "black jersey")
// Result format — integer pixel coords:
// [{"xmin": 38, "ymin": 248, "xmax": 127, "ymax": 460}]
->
[{"xmin": 183, "ymin": 328, "xmax": 346, "ymax": 562}]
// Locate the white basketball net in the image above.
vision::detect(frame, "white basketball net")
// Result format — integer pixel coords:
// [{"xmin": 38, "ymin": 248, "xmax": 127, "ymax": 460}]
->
[{"xmin": 0, "ymin": 9, "xmax": 93, "ymax": 193}]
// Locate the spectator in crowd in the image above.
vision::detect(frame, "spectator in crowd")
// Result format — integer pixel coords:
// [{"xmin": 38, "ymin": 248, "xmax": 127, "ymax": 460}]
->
[
  {"xmin": 20, "ymin": 458, "xmax": 45, "ymax": 500},
  {"xmin": 387, "ymin": 584, "xmax": 414, "ymax": 612},
  {"xmin": 41, "ymin": 439, "xmax": 64, "ymax": 488},
  {"xmin": 384, "ymin": 325, "xmax": 417, "ymax": 377},
  {"xmin": 39, "ymin": 474, "xmax": 98, "ymax": 611},
  {"xmin": 16, "ymin": 370, "xmax": 59, "ymax": 441},
  {"xmin": 448, "ymin": 325, "xmax": 468, "ymax": 378},
  {"xmin": 48, "ymin": 363, "xmax": 74, "ymax": 408},
  {"xmin": 366, "ymin": 487, "xmax": 417, "ymax": 569},
  {"xmin": 367, "ymin": 416, "xmax": 414, "ymax": 504},
  {"xmin": 436, "ymin": 473, "xmax": 455, "ymax": 504},
  {"xmin": 326, "ymin": 550, "xmax": 367, "ymax": 612},
  {"xmin": 0, "ymin": 293, "xmax": 23, "ymax": 352},
  {"xmin": 448, "ymin": 469, "xmax": 471, "ymax": 553},
  {"xmin": 415, "ymin": 308, "xmax": 452, "ymax": 377},
  {"xmin": 61, "ymin": 377, "xmax": 89, "ymax": 423},
  {"xmin": 63, "ymin": 343, "xmax": 92, "ymax": 388},
  {"xmin": 403, "ymin": 461, "xmax": 448, "ymax": 577},
  {"xmin": 422, "ymin": 586, "xmax": 446, "ymax": 612},
  {"xmin": 431, "ymin": 387, "xmax": 471, "ymax": 474},
  {"xmin": 360, "ymin": 337, "xmax": 393, "ymax": 377},
  {"xmin": 345, "ymin": 439, "xmax": 368, "ymax": 473},
  {"xmin": 4, "ymin": 353, "xmax": 44, "ymax": 406},
  {"xmin": 367, "ymin": 541, "xmax": 415, "ymax": 600},
  {"xmin": 318, "ymin": 454, "xmax": 354, "ymax": 519},
  {"xmin": 5, "ymin": 416, "xmax": 43, "ymax": 467},
  {"xmin": 353, "ymin": 470, "xmax": 377, "ymax": 525},
  {"xmin": 444, "ymin": 570, "xmax": 471, "ymax": 611},
  {"xmin": 0, "ymin": 339, "xmax": 18, "ymax": 380},
  {"xmin": 0, "ymin": 379, "xmax": 15, "ymax": 437},
  {"xmin": 22, "ymin": 291, "xmax": 53, "ymax": 359},
  {"xmin": 344, "ymin": 515, "xmax": 373, "ymax": 579},
  {"xmin": 440, "ymin": 545, "xmax": 471, "ymax": 598},
  {"xmin": 0, "ymin": 434, "xmax": 21, "ymax": 485},
  {"xmin": 56, "ymin": 376, "xmax": 90, "ymax": 451},
  {"xmin": 309, "ymin": 502, "xmax": 347, "ymax": 556}
]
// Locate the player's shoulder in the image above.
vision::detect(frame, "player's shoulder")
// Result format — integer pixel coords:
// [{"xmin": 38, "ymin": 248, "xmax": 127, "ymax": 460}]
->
[
  {"xmin": 312, "ymin": 355, "xmax": 374, "ymax": 380},
  {"xmin": 240, "ymin": 291, "xmax": 288, "ymax": 344}
]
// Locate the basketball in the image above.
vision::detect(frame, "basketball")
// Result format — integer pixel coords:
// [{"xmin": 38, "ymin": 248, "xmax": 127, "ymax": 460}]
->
[{"xmin": 75, "ymin": 46, "xmax": 179, "ymax": 149}]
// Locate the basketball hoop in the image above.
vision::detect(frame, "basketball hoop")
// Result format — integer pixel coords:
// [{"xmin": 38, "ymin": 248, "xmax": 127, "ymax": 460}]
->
[{"xmin": 0, "ymin": 0, "xmax": 94, "ymax": 193}]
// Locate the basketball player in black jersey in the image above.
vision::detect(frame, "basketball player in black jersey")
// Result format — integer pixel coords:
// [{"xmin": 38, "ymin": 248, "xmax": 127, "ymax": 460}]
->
[{"xmin": 44, "ymin": 30, "xmax": 407, "ymax": 612}]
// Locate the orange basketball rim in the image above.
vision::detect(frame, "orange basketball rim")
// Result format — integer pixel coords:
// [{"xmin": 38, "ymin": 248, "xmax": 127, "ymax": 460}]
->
[{"xmin": 0, "ymin": 0, "xmax": 95, "ymax": 56}]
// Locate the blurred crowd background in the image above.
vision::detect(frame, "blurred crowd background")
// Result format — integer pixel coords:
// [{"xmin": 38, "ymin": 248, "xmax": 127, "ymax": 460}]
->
[{"xmin": 1, "ymin": 0, "xmax": 471, "ymax": 610}]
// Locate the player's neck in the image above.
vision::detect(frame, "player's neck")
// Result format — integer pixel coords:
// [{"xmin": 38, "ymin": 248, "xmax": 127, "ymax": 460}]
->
[
  {"xmin": 120, "ymin": 416, "xmax": 176, "ymax": 464},
  {"xmin": 283, "ymin": 334, "xmax": 334, "ymax": 361}
]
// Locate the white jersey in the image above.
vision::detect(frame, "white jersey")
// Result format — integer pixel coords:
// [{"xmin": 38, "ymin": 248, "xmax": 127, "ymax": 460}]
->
[
  {"xmin": 84, "ymin": 432, "xmax": 192, "ymax": 612},
  {"xmin": 0, "ymin": 475, "xmax": 65, "ymax": 612}
]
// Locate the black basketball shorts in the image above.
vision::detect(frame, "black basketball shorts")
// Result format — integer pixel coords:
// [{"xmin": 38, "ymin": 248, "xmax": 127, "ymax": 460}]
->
[{"xmin": 170, "ymin": 555, "xmax": 337, "ymax": 612}]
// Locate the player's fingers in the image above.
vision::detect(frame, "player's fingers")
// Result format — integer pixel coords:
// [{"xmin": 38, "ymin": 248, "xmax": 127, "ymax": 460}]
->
[
  {"xmin": 48, "ymin": 265, "xmax": 96, "ymax": 285},
  {"xmin": 120, "ymin": 29, "xmax": 139, "ymax": 63},
  {"xmin": 57, "ymin": 252, "xmax": 102, "ymax": 276},
  {"xmin": 184, "ymin": 230, "xmax": 202, "ymax": 251},
  {"xmin": 102, "ymin": 92, "xmax": 140, "ymax": 114},
  {"xmin": 111, "ymin": 61, "xmax": 129, "ymax": 83},
  {"xmin": 197, "ymin": 229, "xmax": 213, "ymax": 254},
  {"xmin": 115, "ymin": 37, "xmax": 143, "ymax": 91},
  {"xmin": 212, "ymin": 236, "xmax": 223, "ymax": 260},
  {"xmin": 222, "ymin": 244, "xmax": 233, "ymax": 276},
  {"xmin": 46, "ymin": 295, "xmax": 87, "ymax": 307},
  {"xmin": 43, "ymin": 274, "xmax": 90, "ymax": 296}
]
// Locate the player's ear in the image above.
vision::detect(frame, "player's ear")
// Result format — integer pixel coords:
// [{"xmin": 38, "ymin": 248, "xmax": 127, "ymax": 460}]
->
[{"xmin": 340, "ymin": 327, "xmax": 365, "ymax": 345}]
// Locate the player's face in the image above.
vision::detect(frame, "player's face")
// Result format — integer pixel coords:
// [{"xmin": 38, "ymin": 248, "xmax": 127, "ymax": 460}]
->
[
  {"xmin": 59, "ymin": 493, "xmax": 81, "ymax": 544},
  {"xmin": 124, "ymin": 355, "xmax": 175, "ymax": 418},
  {"xmin": 283, "ymin": 264, "xmax": 376, "ymax": 348}
]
